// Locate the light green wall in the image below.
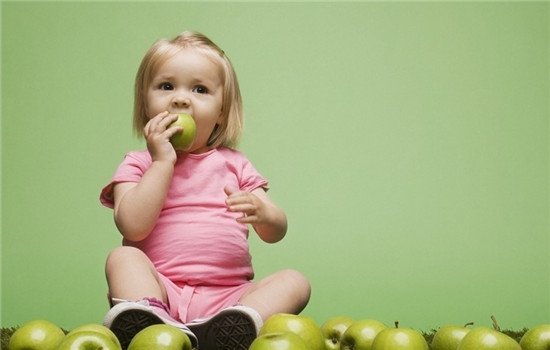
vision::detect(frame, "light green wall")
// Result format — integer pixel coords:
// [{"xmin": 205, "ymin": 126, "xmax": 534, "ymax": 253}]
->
[{"xmin": 2, "ymin": 1, "xmax": 548, "ymax": 330}]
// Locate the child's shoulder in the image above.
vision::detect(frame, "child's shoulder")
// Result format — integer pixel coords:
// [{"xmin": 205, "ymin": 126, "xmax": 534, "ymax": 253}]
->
[
  {"xmin": 121, "ymin": 149, "xmax": 152, "ymax": 166},
  {"xmin": 125, "ymin": 149, "xmax": 150, "ymax": 159},
  {"xmin": 216, "ymin": 147, "xmax": 249, "ymax": 161},
  {"xmin": 217, "ymin": 146, "xmax": 242, "ymax": 155}
]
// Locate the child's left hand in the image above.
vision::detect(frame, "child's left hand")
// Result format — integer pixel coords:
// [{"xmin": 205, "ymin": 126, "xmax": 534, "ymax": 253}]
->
[
  {"xmin": 224, "ymin": 186, "xmax": 267, "ymax": 225},
  {"xmin": 224, "ymin": 185, "xmax": 287, "ymax": 243}
]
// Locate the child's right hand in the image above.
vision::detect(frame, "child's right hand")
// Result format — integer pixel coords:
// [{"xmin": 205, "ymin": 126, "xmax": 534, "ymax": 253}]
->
[{"xmin": 143, "ymin": 111, "xmax": 182, "ymax": 164}]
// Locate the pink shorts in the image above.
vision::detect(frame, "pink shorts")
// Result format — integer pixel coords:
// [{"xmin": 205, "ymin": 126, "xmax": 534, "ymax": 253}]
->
[{"xmin": 159, "ymin": 274, "xmax": 253, "ymax": 323}]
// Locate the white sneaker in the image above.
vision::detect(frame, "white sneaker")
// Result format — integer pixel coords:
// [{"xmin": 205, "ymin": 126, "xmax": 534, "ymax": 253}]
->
[
  {"xmin": 186, "ymin": 305, "xmax": 263, "ymax": 350},
  {"xmin": 103, "ymin": 299, "xmax": 198, "ymax": 350}
]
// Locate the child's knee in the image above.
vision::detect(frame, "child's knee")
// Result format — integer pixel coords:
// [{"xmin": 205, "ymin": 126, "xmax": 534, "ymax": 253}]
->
[
  {"xmin": 280, "ymin": 269, "xmax": 311, "ymax": 302},
  {"xmin": 105, "ymin": 246, "xmax": 145, "ymax": 273}
]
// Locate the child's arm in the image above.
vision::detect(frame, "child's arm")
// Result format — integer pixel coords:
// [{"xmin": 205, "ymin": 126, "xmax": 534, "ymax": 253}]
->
[
  {"xmin": 224, "ymin": 186, "xmax": 288, "ymax": 243},
  {"xmin": 113, "ymin": 112, "xmax": 181, "ymax": 241}
]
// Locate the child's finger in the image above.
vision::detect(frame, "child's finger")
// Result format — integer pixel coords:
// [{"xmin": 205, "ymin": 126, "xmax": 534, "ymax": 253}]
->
[
  {"xmin": 159, "ymin": 113, "xmax": 179, "ymax": 129},
  {"xmin": 228, "ymin": 203, "xmax": 255, "ymax": 214},
  {"xmin": 236, "ymin": 213, "xmax": 257, "ymax": 224},
  {"xmin": 145, "ymin": 112, "xmax": 169, "ymax": 134},
  {"xmin": 224, "ymin": 186, "xmax": 239, "ymax": 197}
]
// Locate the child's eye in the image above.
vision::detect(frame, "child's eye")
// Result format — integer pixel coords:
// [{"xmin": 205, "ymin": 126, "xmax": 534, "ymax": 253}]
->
[
  {"xmin": 192, "ymin": 85, "xmax": 208, "ymax": 94},
  {"xmin": 159, "ymin": 82, "xmax": 174, "ymax": 90}
]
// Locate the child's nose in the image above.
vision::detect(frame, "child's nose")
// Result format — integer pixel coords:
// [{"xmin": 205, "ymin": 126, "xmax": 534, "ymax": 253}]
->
[{"xmin": 171, "ymin": 93, "xmax": 191, "ymax": 109}]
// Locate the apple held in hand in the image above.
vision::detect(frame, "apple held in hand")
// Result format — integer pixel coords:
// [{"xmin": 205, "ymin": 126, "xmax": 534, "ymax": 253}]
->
[
  {"xmin": 259, "ymin": 313, "xmax": 325, "ymax": 350},
  {"xmin": 457, "ymin": 327, "xmax": 520, "ymax": 350},
  {"xmin": 371, "ymin": 326, "xmax": 428, "ymax": 350},
  {"xmin": 127, "ymin": 324, "xmax": 192, "ymax": 350},
  {"xmin": 169, "ymin": 113, "xmax": 197, "ymax": 151},
  {"xmin": 66, "ymin": 323, "xmax": 121, "ymax": 349},
  {"xmin": 8, "ymin": 319, "xmax": 65, "ymax": 350},
  {"xmin": 340, "ymin": 319, "xmax": 387, "ymax": 350},
  {"xmin": 520, "ymin": 324, "xmax": 550, "ymax": 350},
  {"xmin": 430, "ymin": 323, "xmax": 472, "ymax": 350},
  {"xmin": 321, "ymin": 316, "xmax": 354, "ymax": 350},
  {"xmin": 249, "ymin": 332, "xmax": 309, "ymax": 350},
  {"xmin": 57, "ymin": 331, "xmax": 120, "ymax": 350}
]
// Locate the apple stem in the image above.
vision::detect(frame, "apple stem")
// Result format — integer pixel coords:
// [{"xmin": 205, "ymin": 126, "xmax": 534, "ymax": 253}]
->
[
  {"xmin": 490, "ymin": 315, "xmax": 501, "ymax": 331},
  {"xmin": 394, "ymin": 321, "xmax": 399, "ymax": 329},
  {"xmin": 463, "ymin": 322, "xmax": 474, "ymax": 328}
]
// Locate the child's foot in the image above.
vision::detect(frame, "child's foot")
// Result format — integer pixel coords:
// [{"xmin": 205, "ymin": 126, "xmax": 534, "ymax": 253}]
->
[
  {"xmin": 186, "ymin": 305, "xmax": 263, "ymax": 350},
  {"xmin": 103, "ymin": 299, "xmax": 198, "ymax": 350}
]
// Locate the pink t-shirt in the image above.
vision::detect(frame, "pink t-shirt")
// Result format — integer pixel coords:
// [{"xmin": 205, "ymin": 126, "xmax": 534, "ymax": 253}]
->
[{"xmin": 100, "ymin": 147, "xmax": 268, "ymax": 287}]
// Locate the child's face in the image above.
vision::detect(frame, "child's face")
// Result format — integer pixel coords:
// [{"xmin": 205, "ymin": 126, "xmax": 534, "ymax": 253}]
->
[{"xmin": 146, "ymin": 48, "xmax": 223, "ymax": 154}]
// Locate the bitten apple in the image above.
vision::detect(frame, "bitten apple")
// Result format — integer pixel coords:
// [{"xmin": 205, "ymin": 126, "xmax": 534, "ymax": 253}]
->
[
  {"xmin": 259, "ymin": 313, "xmax": 325, "ymax": 350},
  {"xmin": 169, "ymin": 113, "xmax": 196, "ymax": 151},
  {"xmin": 8, "ymin": 319, "xmax": 65, "ymax": 350}
]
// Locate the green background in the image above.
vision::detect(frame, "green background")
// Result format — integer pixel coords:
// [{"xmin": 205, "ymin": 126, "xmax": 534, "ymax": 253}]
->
[{"xmin": 2, "ymin": 1, "xmax": 548, "ymax": 331}]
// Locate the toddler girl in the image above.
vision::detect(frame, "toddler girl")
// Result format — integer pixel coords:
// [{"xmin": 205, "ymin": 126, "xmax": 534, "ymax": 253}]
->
[{"xmin": 99, "ymin": 31, "xmax": 310, "ymax": 350}]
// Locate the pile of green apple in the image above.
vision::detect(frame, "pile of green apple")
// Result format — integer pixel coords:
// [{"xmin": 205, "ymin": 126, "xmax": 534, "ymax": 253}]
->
[
  {"xmin": 7, "ymin": 316, "xmax": 550, "ymax": 350},
  {"xmin": 431, "ymin": 322, "xmax": 550, "ymax": 350},
  {"xmin": 7, "ymin": 320, "xmax": 191, "ymax": 350},
  {"xmin": 250, "ymin": 314, "xmax": 550, "ymax": 350}
]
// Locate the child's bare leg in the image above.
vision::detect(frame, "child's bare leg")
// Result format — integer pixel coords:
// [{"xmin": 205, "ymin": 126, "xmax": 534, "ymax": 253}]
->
[
  {"xmin": 104, "ymin": 247, "xmax": 202, "ymax": 349},
  {"xmin": 238, "ymin": 269, "xmax": 311, "ymax": 321},
  {"xmin": 105, "ymin": 246, "xmax": 167, "ymax": 303}
]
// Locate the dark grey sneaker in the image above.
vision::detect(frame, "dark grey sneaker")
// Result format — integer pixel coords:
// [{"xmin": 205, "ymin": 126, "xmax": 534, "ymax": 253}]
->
[
  {"xmin": 186, "ymin": 305, "xmax": 263, "ymax": 350},
  {"xmin": 103, "ymin": 299, "xmax": 198, "ymax": 350}
]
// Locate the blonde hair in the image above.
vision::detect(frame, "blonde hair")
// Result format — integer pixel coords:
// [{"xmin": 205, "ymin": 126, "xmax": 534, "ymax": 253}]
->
[{"xmin": 133, "ymin": 31, "xmax": 243, "ymax": 148}]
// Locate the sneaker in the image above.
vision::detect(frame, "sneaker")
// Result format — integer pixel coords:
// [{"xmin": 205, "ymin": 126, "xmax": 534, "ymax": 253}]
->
[
  {"xmin": 186, "ymin": 305, "xmax": 263, "ymax": 350},
  {"xmin": 103, "ymin": 299, "xmax": 198, "ymax": 350}
]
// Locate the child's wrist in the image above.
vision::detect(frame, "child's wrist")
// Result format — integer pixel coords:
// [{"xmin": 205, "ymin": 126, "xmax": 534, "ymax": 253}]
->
[{"xmin": 151, "ymin": 159, "xmax": 176, "ymax": 169}]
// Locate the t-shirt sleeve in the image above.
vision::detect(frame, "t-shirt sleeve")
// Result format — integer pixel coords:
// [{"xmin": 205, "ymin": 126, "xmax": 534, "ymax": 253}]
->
[
  {"xmin": 239, "ymin": 154, "xmax": 269, "ymax": 193},
  {"xmin": 99, "ymin": 152, "xmax": 151, "ymax": 208}
]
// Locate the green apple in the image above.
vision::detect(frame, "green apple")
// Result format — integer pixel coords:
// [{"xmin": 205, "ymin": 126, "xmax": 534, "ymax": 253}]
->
[
  {"xmin": 519, "ymin": 324, "xmax": 550, "ymax": 350},
  {"xmin": 57, "ymin": 330, "xmax": 120, "ymax": 350},
  {"xmin": 169, "ymin": 113, "xmax": 196, "ymax": 151},
  {"xmin": 127, "ymin": 324, "xmax": 192, "ymax": 350},
  {"xmin": 340, "ymin": 319, "xmax": 387, "ymax": 350},
  {"xmin": 371, "ymin": 327, "xmax": 429, "ymax": 350},
  {"xmin": 249, "ymin": 332, "xmax": 309, "ymax": 350},
  {"xmin": 430, "ymin": 324, "xmax": 472, "ymax": 350},
  {"xmin": 321, "ymin": 316, "xmax": 354, "ymax": 350},
  {"xmin": 259, "ymin": 313, "xmax": 325, "ymax": 350},
  {"xmin": 8, "ymin": 319, "xmax": 65, "ymax": 350},
  {"xmin": 457, "ymin": 327, "xmax": 520, "ymax": 350},
  {"xmin": 67, "ymin": 323, "xmax": 121, "ymax": 349}
]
